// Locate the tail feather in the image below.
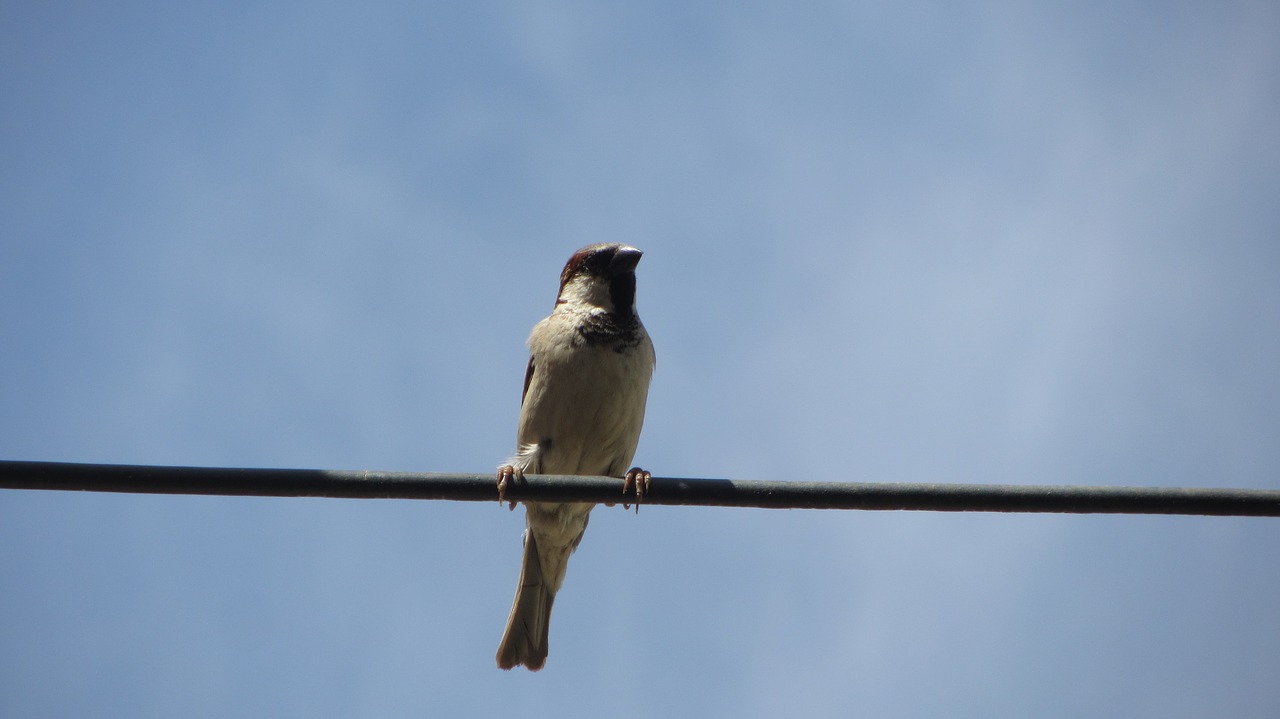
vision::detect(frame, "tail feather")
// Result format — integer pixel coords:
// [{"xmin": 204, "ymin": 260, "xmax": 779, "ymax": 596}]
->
[{"xmin": 496, "ymin": 531, "xmax": 555, "ymax": 670}]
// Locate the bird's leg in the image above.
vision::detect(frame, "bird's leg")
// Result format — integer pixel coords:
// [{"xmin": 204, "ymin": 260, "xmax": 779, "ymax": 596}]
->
[
  {"xmin": 622, "ymin": 467, "xmax": 652, "ymax": 513},
  {"xmin": 496, "ymin": 465, "xmax": 524, "ymax": 511}
]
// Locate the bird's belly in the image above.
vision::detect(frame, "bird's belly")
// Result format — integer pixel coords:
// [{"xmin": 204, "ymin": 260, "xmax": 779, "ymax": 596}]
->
[{"xmin": 518, "ymin": 346, "xmax": 652, "ymax": 477}]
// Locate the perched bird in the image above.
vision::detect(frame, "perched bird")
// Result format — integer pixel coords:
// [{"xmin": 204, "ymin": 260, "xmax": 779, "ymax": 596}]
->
[{"xmin": 495, "ymin": 243, "xmax": 656, "ymax": 671}]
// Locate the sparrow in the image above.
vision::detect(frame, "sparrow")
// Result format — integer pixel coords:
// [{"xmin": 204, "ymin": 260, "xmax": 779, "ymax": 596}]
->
[{"xmin": 495, "ymin": 243, "xmax": 657, "ymax": 671}]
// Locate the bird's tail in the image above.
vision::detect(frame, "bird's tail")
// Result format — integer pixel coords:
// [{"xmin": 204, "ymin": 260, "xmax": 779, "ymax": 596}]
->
[{"xmin": 496, "ymin": 530, "xmax": 555, "ymax": 670}]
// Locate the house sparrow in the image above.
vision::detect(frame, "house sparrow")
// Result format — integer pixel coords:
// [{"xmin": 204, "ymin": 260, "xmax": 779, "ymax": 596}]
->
[{"xmin": 495, "ymin": 243, "xmax": 656, "ymax": 671}]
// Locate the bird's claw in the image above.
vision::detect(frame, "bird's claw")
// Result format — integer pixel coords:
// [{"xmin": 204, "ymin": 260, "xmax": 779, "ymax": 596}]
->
[
  {"xmin": 496, "ymin": 465, "xmax": 524, "ymax": 511},
  {"xmin": 622, "ymin": 467, "xmax": 652, "ymax": 513}
]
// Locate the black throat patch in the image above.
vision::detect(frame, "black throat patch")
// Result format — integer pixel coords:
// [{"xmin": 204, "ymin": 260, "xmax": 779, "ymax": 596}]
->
[{"xmin": 575, "ymin": 309, "xmax": 643, "ymax": 352}]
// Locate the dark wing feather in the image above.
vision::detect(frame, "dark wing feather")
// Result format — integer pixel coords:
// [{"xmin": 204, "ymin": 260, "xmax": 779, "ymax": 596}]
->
[{"xmin": 521, "ymin": 356, "xmax": 535, "ymax": 406}]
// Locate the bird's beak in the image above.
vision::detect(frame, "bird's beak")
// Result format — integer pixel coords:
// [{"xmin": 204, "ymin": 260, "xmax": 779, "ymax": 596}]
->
[{"xmin": 612, "ymin": 246, "xmax": 643, "ymax": 273}]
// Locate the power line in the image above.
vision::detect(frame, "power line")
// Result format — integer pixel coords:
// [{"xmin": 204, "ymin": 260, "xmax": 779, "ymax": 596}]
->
[{"xmin": 2, "ymin": 460, "xmax": 1278, "ymax": 516}]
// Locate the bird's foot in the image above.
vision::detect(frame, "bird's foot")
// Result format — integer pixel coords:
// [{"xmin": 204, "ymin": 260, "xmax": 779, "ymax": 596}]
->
[
  {"xmin": 496, "ymin": 465, "xmax": 524, "ymax": 511},
  {"xmin": 622, "ymin": 467, "xmax": 652, "ymax": 513}
]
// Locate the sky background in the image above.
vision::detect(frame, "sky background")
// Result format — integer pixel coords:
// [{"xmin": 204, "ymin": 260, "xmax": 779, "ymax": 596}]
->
[{"xmin": 2, "ymin": 2, "xmax": 1279, "ymax": 716}]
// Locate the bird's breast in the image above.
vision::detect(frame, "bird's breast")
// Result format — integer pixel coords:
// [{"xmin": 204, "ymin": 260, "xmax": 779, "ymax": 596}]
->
[{"xmin": 517, "ymin": 331, "xmax": 654, "ymax": 477}]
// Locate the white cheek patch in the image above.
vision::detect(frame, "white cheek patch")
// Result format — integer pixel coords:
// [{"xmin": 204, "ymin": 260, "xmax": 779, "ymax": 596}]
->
[{"xmin": 560, "ymin": 274, "xmax": 614, "ymax": 311}]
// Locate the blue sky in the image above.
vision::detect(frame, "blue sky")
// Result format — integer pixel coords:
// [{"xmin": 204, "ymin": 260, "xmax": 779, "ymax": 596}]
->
[{"xmin": 3, "ymin": 2, "xmax": 1279, "ymax": 716}]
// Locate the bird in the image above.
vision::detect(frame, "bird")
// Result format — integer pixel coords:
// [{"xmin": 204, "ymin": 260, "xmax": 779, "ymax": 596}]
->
[{"xmin": 495, "ymin": 243, "xmax": 656, "ymax": 671}]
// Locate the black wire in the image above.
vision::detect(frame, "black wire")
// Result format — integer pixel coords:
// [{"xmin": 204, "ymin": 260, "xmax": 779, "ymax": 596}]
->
[{"xmin": 2, "ymin": 460, "xmax": 1278, "ymax": 516}]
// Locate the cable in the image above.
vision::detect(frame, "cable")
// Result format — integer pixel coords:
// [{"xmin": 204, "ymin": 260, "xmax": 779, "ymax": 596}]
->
[{"xmin": 3, "ymin": 460, "xmax": 1278, "ymax": 516}]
